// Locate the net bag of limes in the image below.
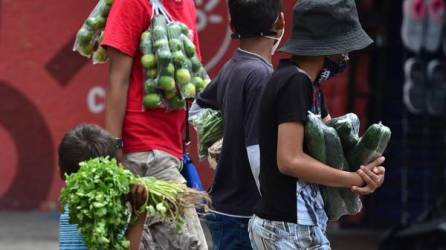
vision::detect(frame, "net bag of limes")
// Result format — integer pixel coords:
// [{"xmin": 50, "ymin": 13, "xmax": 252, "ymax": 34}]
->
[
  {"xmin": 140, "ymin": 0, "xmax": 211, "ymax": 110},
  {"xmin": 60, "ymin": 157, "xmax": 210, "ymax": 250},
  {"xmin": 73, "ymin": 0, "xmax": 114, "ymax": 64}
]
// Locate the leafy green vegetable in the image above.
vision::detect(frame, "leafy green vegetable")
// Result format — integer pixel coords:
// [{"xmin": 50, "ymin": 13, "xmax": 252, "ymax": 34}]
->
[
  {"xmin": 61, "ymin": 157, "xmax": 209, "ymax": 250},
  {"xmin": 191, "ymin": 109, "xmax": 224, "ymax": 160}
]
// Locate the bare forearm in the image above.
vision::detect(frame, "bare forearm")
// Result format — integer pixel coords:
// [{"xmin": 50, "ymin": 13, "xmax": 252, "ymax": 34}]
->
[
  {"xmin": 125, "ymin": 212, "xmax": 147, "ymax": 250},
  {"xmin": 105, "ymin": 47, "xmax": 133, "ymax": 138},
  {"xmin": 105, "ymin": 82, "xmax": 128, "ymax": 138},
  {"xmin": 279, "ymin": 153, "xmax": 362, "ymax": 188}
]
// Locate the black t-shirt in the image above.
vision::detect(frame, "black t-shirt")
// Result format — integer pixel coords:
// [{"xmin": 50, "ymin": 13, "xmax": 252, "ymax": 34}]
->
[
  {"xmin": 254, "ymin": 59, "xmax": 328, "ymax": 223},
  {"xmin": 196, "ymin": 49, "xmax": 273, "ymax": 216}
]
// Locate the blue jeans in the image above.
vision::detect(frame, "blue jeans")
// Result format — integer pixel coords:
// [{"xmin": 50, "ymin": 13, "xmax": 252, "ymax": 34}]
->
[
  {"xmin": 204, "ymin": 212, "xmax": 253, "ymax": 250},
  {"xmin": 249, "ymin": 215, "xmax": 331, "ymax": 250}
]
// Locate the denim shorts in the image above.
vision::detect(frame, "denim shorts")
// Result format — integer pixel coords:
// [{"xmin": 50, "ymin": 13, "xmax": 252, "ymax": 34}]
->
[{"xmin": 248, "ymin": 215, "xmax": 331, "ymax": 250}]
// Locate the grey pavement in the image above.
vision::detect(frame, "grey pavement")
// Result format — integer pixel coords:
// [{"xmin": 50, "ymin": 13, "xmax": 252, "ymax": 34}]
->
[{"xmin": 0, "ymin": 212, "xmax": 383, "ymax": 250}]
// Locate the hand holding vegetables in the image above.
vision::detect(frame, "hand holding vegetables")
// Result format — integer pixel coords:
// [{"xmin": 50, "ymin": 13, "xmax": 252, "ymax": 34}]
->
[
  {"xmin": 128, "ymin": 184, "xmax": 148, "ymax": 215},
  {"xmin": 351, "ymin": 158, "xmax": 386, "ymax": 196}
]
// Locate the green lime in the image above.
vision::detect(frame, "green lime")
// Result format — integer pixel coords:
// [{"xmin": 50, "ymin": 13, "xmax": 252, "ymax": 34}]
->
[
  {"xmin": 172, "ymin": 51, "xmax": 186, "ymax": 66},
  {"xmin": 158, "ymin": 76, "xmax": 176, "ymax": 91},
  {"xmin": 169, "ymin": 39, "xmax": 183, "ymax": 52},
  {"xmin": 78, "ymin": 43, "xmax": 94, "ymax": 56},
  {"xmin": 166, "ymin": 63, "xmax": 175, "ymax": 75},
  {"xmin": 147, "ymin": 68, "xmax": 157, "ymax": 78},
  {"xmin": 77, "ymin": 27, "xmax": 93, "ymax": 46},
  {"xmin": 183, "ymin": 39, "xmax": 196, "ymax": 58},
  {"xmin": 164, "ymin": 89, "xmax": 177, "ymax": 99},
  {"xmin": 144, "ymin": 79, "xmax": 157, "ymax": 93},
  {"xmin": 175, "ymin": 68, "xmax": 191, "ymax": 85},
  {"xmin": 190, "ymin": 57, "xmax": 202, "ymax": 73},
  {"xmin": 94, "ymin": 46, "xmax": 108, "ymax": 62},
  {"xmin": 141, "ymin": 31, "xmax": 151, "ymax": 41},
  {"xmin": 141, "ymin": 54, "xmax": 156, "ymax": 69},
  {"xmin": 181, "ymin": 83, "xmax": 196, "ymax": 98},
  {"xmin": 169, "ymin": 96, "xmax": 186, "ymax": 109},
  {"xmin": 192, "ymin": 76, "xmax": 206, "ymax": 90},
  {"xmin": 143, "ymin": 94, "xmax": 162, "ymax": 109},
  {"xmin": 99, "ymin": 4, "xmax": 111, "ymax": 17},
  {"xmin": 105, "ymin": 0, "xmax": 114, "ymax": 6}
]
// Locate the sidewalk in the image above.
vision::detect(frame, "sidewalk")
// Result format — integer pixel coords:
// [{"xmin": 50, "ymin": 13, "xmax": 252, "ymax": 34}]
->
[
  {"xmin": 0, "ymin": 212, "xmax": 383, "ymax": 250},
  {"xmin": 0, "ymin": 212, "xmax": 58, "ymax": 250}
]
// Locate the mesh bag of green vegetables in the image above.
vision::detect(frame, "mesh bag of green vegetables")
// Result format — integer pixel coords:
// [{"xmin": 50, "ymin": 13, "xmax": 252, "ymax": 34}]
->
[
  {"xmin": 305, "ymin": 112, "xmax": 350, "ymax": 220},
  {"xmin": 73, "ymin": 0, "xmax": 114, "ymax": 64},
  {"xmin": 305, "ymin": 112, "xmax": 392, "ymax": 220},
  {"xmin": 60, "ymin": 157, "xmax": 210, "ymax": 250},
  {"xmin": 191, "ymin": 109, "xmax": 224, "ymax": 160},
  {"xmin": 140, "ymin": 0, "xmax": 211, "ymax": 110}
]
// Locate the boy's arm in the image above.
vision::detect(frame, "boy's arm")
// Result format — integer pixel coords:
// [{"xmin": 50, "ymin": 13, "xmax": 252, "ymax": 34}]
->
[
  {"xmin": 101, "ymin": 0, "xmax": 148, "ymax": 155},
  {"xmin": 105, "ymin": 48, "xmax": 132, "ymax": 141},
  {"xmin": 125, "ymin": 185, "xmax": 148, "ymax": 250},
  {"xmin": 277, "ymin": 121, "xmax": 385, "ymax": 188}
]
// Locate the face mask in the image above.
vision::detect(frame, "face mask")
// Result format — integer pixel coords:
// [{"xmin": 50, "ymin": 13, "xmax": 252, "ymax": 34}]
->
[
  {"xmin": 317, "ymin": 54, "xmax": 349, "ymax": 83},
  {"xmin": 264, "ymin": 16, "xmax": 285, "ymax": 55}
]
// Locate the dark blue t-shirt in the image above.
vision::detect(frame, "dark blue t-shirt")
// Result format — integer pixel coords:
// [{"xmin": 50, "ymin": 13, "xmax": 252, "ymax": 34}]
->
[{"xmin": 196, "ymin": 49, "xmax": 273, "ymax": 216}]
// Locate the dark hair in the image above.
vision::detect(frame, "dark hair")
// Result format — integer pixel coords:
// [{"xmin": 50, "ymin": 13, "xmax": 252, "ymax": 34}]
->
[
  {"xmin": 228, "ymin": 0, "xmax": 282, "ymax": 38},
  {"xmin": 58, "ymin": 124, "xmax": 116, "ymax": 179}
]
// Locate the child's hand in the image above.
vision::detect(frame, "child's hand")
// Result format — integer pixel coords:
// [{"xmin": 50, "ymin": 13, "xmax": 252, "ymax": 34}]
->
[
  {"xmin": 352, "ymin": 156, "xmax": 386, "ymax": 195},
  {"xmin": 129, "ymin": 185, "xmax": 148, "ymax": 212}
]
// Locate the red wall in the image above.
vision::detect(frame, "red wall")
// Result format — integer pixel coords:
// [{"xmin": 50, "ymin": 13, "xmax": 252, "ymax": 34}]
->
[{"xmin": 0, "ymin": 0, "xmax": 367, "ymax": 211}]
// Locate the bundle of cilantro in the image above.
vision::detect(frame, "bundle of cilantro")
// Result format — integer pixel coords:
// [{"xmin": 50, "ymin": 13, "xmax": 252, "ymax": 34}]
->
[{"xmin": 60, "ymin": 157, "xmax": 209, "ymax": 250}]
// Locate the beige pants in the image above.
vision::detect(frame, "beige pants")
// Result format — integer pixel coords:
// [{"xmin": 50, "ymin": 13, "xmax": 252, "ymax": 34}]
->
[{"xmin": 124, "ymin": 150, "xmax": 208, "ymax": 250}]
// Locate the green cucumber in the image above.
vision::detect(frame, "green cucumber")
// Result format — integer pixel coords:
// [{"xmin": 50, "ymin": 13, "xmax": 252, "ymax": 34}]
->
[
  {"xmin": 347, "ymin": 122, "xmax": 391, "ymax": 171},
  {"xmin": 328, "ymin": 113, "xmax": 360, "ymax": 153},
  {"xmin": 304, "ymin": 112, "xmax": 326, "ymax": 163},
  {"xmin": 341, "ymin": 122, "xmax": 391, "ymax": 214},
  {"xmin": 321, "ymin": 127, "xmax": 350, "ymax": 220}
]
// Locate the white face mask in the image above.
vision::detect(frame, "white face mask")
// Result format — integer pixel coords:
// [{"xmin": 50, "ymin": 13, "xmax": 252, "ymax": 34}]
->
[
  {"xmin": 264, "ymin": 16, "xmax": 285, "ymax": 55},
  {"xmin": 264, "ymin": 28, "xmax": 284, "ymax": 55}
]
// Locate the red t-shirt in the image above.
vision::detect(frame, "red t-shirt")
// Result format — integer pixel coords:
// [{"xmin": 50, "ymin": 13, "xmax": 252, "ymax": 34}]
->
[{"xmin": 102, "ymin": 0, "xmax": 201, "ymax": 159}]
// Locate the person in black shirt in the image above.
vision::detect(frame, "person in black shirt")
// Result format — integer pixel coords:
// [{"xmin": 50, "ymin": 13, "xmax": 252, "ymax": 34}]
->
[
  {"xmin": 189, "ymin": 0, "xmax": 284, "ymax": 249},
  {"xmin": 249, "ymin": 0, "xmax": 386, "ymax": 249}
]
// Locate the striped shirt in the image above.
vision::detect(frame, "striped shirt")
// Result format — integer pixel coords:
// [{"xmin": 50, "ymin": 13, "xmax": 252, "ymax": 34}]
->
[{"xmin": 59, "ymin": 208, "xmax": 88, "ymax": 250}]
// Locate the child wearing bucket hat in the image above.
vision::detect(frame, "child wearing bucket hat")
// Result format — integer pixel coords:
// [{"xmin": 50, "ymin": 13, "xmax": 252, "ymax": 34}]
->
[{"xmin": 249, "ymin": 0, "xmax": 386, "ymax": 249}]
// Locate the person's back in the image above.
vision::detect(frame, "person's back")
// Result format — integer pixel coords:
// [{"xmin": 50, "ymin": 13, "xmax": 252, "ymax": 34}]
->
[
  {"xmin": 102, "ymin": 0, "xmax": 201, "ymax": 160},
  {"xmin": 198, "ymin": 51, "xmax": 272, "ymax": 214},
  {"xmin": 192, "ymin": 0, "xmax": 284, "ymax": 248},
  {"xmin": 101, "ymin": 0, "xmax": 207, "ymax": 248}
]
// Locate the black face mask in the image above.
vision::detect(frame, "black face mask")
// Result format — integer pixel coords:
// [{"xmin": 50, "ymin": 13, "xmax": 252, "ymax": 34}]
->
[{"xmin": 317, "ymin": 56, "xmax": 348, "ymax": 83}]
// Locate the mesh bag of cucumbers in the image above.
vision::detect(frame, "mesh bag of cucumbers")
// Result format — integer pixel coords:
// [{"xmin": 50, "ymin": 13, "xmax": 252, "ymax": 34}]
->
[
  {"xmin": 73, "ymin": 0, "xmax": 115, "ymax": 64},
  {"xmin": 305, "ymin": 112, "xmax": 391, "ymax": 221},
  {"xmin": 140, "ymin": 1, "xmax": 211, "ymax": 110}
]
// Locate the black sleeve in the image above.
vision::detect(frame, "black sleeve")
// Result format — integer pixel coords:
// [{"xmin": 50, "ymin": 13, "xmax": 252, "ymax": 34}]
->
[
  {"xmin": 196, "ymin": 76, "xmax": 219, "ymax": 110},
  {"xmin": 244, "ymin": 70, "xmax": 271, "ymax": 146},
  {"xmin": 277, "ymin": 74, "xmax": 313, "ymax": 124}
]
